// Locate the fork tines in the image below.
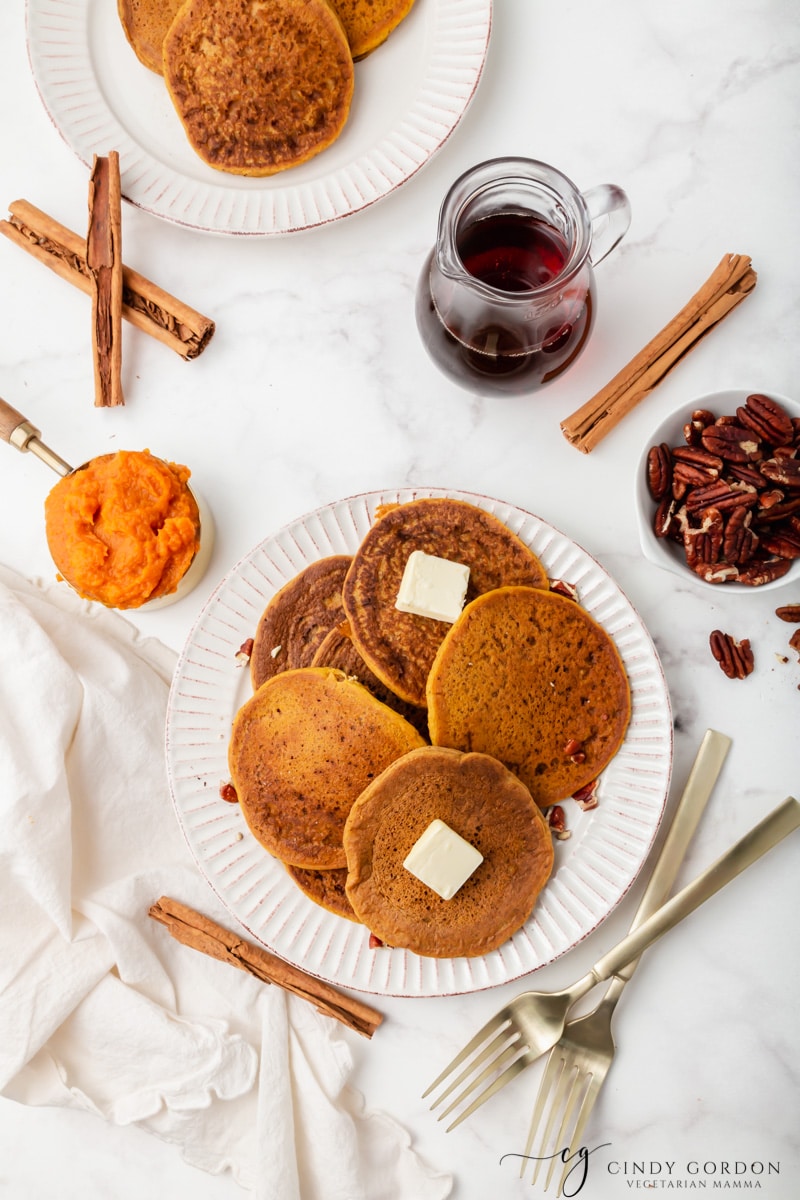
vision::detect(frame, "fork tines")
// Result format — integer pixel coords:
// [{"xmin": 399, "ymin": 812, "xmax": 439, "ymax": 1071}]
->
[
  {"xmin": 423, "ymin": 1011, "xmax": 531, "ymax": 1131},
  {"xmin": 523, "ymin": 1051, "xmax": 603, "ymax": 1193}
]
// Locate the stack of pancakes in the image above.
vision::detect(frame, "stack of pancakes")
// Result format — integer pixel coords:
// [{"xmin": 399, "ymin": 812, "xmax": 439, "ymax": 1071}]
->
[
  {"xmin": 228, "ymin": 497, "xmax": 632, "ymax": 957},
  {"xmin": 118, "ymin": 0, "xmax": 416, "ymax": 176}
]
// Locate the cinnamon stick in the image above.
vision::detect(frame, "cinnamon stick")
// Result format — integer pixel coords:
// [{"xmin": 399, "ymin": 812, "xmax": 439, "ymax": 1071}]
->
[
  {"xmin": 0, "ymin": 200, "xmax": 215, "ymax": 360},
  {"xmin": 561, "ymin": 254, "xmax": 757, "ymax": 453},
  {"xmin": 87, "ymin": 153, "xmax": 124, "ymax": 407},
  {"xmin": 149, "ymin": 896, "xmax": 384, "ymax": 1039}
]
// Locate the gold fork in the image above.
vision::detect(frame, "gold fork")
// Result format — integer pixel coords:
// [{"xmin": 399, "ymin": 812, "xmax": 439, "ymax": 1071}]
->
[
  {"xmin": 424, "ymin": 793, "xmax": 800, "ymax": 1131},
  {"xmin": 521, "ymin": 729, "xmax": 731, "ymax": 1194}
]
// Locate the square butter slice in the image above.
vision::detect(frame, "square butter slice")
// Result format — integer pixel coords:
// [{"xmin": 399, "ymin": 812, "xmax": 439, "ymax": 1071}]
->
[
  {"xmin": 395, "ymin": 550, "xmax": 470, "ymax": 623},
  {"xmin": 403, "ymin": 818, "xmax": 483, "ymax": 900}
]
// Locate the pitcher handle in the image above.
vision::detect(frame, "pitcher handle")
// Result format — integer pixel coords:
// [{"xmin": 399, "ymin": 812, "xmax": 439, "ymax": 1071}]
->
[{"xmin": 583, "ymin": 184, "xmax": 631, "ymax": 266}]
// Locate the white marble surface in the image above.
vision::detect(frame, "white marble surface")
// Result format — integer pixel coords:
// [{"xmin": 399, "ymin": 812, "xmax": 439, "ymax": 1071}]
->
[{"xmin": 1, "ymin": 1, "xmax": 799, "ymax": 1196}]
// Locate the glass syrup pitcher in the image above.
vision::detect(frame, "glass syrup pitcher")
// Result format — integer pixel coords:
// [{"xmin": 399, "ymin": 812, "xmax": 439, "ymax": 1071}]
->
[{"xmin": 415, "ymin": 157, "xmax": 631, "ymax": 397}]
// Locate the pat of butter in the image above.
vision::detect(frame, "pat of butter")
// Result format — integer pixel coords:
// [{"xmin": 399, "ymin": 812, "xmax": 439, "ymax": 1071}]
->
[
  {"xmin": 403, "ymin": 819, "xmax": 483, "ymax": 900},
  {"xmin": 395, "ymin": 550, "xmax": 470, "ymax": 623}
]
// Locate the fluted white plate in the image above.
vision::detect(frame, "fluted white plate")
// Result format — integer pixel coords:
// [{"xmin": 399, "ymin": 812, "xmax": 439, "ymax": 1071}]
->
[
  {"xmin": 165, "ymin": 489, "xmax": 673, "ymax": 997},
  {"xmin": 25, "ymin": 0, "xmax": 492, "ymax": 236}
]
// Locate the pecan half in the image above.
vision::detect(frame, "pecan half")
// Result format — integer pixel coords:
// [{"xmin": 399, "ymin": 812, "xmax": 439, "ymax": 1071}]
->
[
  {"xmin": 672, "ymin": 445, "xmax": 723, "ymax": 485},
  {"xmin": 683, "ymin": 409, "xmax": 715, "ymax": 446},
  {"xmin": 685, "ymin": 479, "xmax": 758, "ymax": 515},
  {"xmin": 723, "ymin": 505, "xmax": 758, "ymax": 563},
  {"xmin": 709, "ymin": 630, "xmax": 754, "ymax": 679},
  {"xmin": 701, "ymin": 422, "xmax": 762, "ymax": 462},
  {"xmin": 683, "ymin": 506, "xmax": 724, "ymax": 566},
  {"xmin": 761, "ymin": 457, "xmax": 800, "ymax": 489},
  {"xmin": 736, "ymin": 556, "xmax": 792, "ymax": 586},
  {"xmin": 738, "ymin": 393, "xmax": 794, "ymax": 445},
  {"xmin": 775, "ymin": 604, "xmax": 800, "ymax": 623},
  {"xmin": 646, "ymin": 442, "xmax": 672, "ymax": 499},
  {"xmin": 219, "ymin": 781, "xmax": 239, "ymax": 803},
  {"xmin": 760, "ymin": 528, "xmax": 800, "ymax": 559}
]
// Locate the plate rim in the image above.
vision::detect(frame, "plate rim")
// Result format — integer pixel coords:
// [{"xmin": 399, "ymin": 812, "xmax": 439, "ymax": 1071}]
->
[
  {"xmin": 165, "ymin": 487, "xmax": 673, "ymax": 998},
  {"xmin": 25, "ymin": 0, "xmax": 493, "ymax": 236}
]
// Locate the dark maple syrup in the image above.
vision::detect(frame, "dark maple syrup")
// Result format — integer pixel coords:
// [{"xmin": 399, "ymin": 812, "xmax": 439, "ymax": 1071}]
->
[{"xmin": 416, "ymin": 212, "xmax": 595, "ymax": 396}]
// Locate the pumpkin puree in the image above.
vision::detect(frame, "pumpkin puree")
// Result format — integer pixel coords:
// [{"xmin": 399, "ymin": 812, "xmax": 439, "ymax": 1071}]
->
[{"xmin": 44, "ymin": 449, "xmax": 200, "ymax": 609}]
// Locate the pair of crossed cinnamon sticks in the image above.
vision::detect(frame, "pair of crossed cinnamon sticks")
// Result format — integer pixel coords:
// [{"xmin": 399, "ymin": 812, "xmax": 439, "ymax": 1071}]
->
[{"xmin": 1, "ymin": 155, "xmax": 215, "ymax": 408}]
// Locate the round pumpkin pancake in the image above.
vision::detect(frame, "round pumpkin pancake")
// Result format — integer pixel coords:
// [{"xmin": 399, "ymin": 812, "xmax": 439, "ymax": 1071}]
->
[
  {"xmin": 285, "ymin": 864, "xmax": 359, "ymax": 922},
  {"xmin": 344, "ymin": 746, "xmax": 554, "ymax": 958},
  {"xmin": 163, "ymin": 0, "xmax": 355, "ymax": 176},
  {"xmin": 342, "ymin": 498, "xmax": 548, "ymax": 707},
  {"xmin": 427, "ymin": 586, "xmax": 631, "ymax": 808},
  {"xmin": 250, "ymin": 556, "xmax": 352, "ymax": 690},
  {"xmin": 118, "ymin": 0, "xmax": 184, "ymax": 74},
  {"xmin": 327, "ymin": 0, "xmax": 417, "ymax": 59},
  {"xmin": 311, "ymin": 622, "xmax": 429, "ymax": 738},
  {"xmin": 229, "ymin": 666, "xmax": 426, "ymax": 869}
]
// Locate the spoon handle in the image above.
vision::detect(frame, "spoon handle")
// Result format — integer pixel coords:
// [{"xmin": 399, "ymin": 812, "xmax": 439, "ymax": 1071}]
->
[
  {"xmin": 592, "ymin": 796, "xmax": 800, "ymax": 984},
  {"xmin": 0, "ymin": 396, "xmax": 73, "ymax": 475}
]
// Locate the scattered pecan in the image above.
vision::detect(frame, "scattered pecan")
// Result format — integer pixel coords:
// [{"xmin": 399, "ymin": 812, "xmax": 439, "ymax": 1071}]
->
[
  {"xmin": 219, "ymin": 781, "xmax": 239, "ymax": 803},
  {"xmin": 235, "ymin": 637, "xmax": 254, "ymax": 664},
  {"xmin": 790, "ymin": 630, "xmax": 800, "ymax": 659},
  {"xmin": 775, "ymin": 604, "xmax": 800, "ymax": 623},
  {"xmin": 550, "ymin": 579, "xmax": 579, "ymax": 602},
  {"xmin": 709, "ymin": 630, "xmax": 754, "ymax": 679},
  {"xmin": 368, "ymin": 932, "xmax": 384, "ymax": 949},
  {"xmin": 563, "ymin": 738, "xmax": 583, "ymax": 756},
  {"xmin": 572, "ymin": 779, "xmax": 599, "ymax": 810},
  {"xmin": 547, "ymin": 805, "xmax": 571, "ymax": 839}
]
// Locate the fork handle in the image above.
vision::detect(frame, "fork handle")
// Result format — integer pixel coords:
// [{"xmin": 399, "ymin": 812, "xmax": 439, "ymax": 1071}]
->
[
  {"xmin": 612, "ymin": 728, "xmax": 731, "ymax": 983},
  {"xmin": 591, "ymin": 796, "xmax": 800, "ymax": 984}
]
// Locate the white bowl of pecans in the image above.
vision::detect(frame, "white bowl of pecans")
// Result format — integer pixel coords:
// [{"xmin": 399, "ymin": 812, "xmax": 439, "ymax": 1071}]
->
[{"xmin": 635, "ymin": 389, "xmax": 800, "ymax": 592}]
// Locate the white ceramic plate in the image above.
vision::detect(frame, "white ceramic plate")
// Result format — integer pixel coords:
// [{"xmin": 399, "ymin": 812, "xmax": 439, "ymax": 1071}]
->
[
  {"xmin": 165, "ymin": 488, "xmax": 673, "ymax": 998},
  {"xmin": 25, "ymin": 0, "xmax": 492, "ymax": 236},
  {"xmin": 635, "ymin": 389, "xmax": 800, "ymax": 594}
]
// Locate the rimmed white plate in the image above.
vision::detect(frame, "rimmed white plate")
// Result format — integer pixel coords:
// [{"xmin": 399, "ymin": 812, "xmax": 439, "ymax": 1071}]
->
[
  {"xmin": 25, "ymin": 0, "xmax": 492, "ymax": 236},
  {"xmin": 165, "ymin": 488, "xmax": 673, "ymax": 998}
]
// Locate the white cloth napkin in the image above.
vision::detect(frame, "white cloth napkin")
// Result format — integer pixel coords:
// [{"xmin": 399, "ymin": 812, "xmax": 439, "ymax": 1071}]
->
[{"xmin": 0, "ymin": 566, "xmax": 451, "ymax": 1200}]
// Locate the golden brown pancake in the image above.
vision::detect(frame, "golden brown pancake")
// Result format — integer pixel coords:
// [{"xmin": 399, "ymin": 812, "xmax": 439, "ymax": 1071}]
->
[
  {"xmin": 427, "ymin": 586, "xmax": 631, "ymax": 808},
  {"xmin": 344, "ymin": 746, "xmax": 554, "ymax": 958},
  {"xmin": 285, "ymin": 863, "xmax": 359, "ymax": 922},
  {"xmin": 250, "ymin": 556, "xmax": 351, "ymax": 690},
  {"xmin": 229, "ymin": 667, "xmax": 426, "ymax": 869},
  {"xmin": 311, "ymin": 622, "xmax": 429, "ymax": 738},
  {"xmin": 118, "ymin": 0, "xmax": 184, "ymax": 75},
  {"xmin": 341, "ymin": 498, "xmax": 548, "ymax": 707},
  {"xmin": 163, "ymin": 0, "xmax": 355, "ymax": 176},
  {"xmin": 327, "ymin": 0, "xmax": 417, "ymax": 59}
]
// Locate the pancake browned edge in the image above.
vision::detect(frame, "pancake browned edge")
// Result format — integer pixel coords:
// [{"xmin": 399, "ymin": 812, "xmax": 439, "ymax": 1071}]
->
[
  {"xmin": 341, "ymin": 497, "xmax": 549, "ymax": 708},
  {"xmin": 250, "ymin": 556, "xmax": 352, "ymax": 691},
  {"xmin": 344, "ymin": 746, "xmax": 554, "ymax": 958},
  {"xmin": 117, "ymin": 0, "xmax": 184, "ymax": 74},
  {"xmin": 311, "ymin": 622, "xmax": 429, "ymax": 738},
  {"xmin": 163, "ymin": 0, "xmax": 355, "ymax": 176},
  {"xmin": 284, "ymin": 864, "xmax": 359, "ymax": 922},
  {"xmin": 427, "ymin": 586, "xmax": 632, "ymax": 808},
  {"xmin": 229, "ymin": 666, "xmax": 426, "ymax": 869},
  {"xmin": 327, "ymin": 0, "xmax": 417, "ymax": 59}
]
